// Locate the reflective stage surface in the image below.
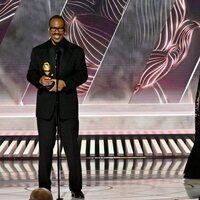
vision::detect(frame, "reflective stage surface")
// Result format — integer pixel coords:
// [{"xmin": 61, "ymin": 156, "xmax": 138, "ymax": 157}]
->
[{"xmin": 0, "ymin": 158, "xmax": 200, "ymax": 200}]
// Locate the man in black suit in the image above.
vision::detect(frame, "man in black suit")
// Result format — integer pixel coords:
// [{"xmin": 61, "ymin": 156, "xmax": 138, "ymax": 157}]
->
[{"xmin": 27, "ymin": 15, "xmax": 88, "ymax": 199}]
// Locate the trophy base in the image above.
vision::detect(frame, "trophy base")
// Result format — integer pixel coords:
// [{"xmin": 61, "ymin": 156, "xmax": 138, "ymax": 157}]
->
[{"xmin": 45, "ymin": 82, "xmax": 55, "ymax": 91}]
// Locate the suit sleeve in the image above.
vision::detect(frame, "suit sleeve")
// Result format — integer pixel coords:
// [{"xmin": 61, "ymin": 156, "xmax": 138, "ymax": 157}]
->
[
  {"xmin": 63, "ymin": 48, "xmax": 88, "ymax": 91},
  {"xmin": 26, "ymin": 48, "xmax": 43, "ymax": 89}
]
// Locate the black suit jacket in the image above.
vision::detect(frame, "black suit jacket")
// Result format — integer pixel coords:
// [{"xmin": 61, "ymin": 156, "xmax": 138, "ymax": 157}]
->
[{"xmin": 27, "ymin": 39, "xmax": 88, "ymax": 120}]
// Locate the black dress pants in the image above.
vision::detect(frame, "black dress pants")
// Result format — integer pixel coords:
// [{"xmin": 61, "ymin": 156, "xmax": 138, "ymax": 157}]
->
[{"xmin": 37, "ymin": 114, "xmax": 82, "ymax": 191}]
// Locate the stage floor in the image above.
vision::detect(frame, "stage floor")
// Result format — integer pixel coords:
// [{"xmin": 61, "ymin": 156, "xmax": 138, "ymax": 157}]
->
[{"xmin": 0, "ymin": 158, "xmax": 199, "ymax": 200}]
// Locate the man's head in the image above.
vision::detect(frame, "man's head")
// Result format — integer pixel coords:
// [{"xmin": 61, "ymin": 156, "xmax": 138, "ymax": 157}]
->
[
  {"xmin": 29, "ymin": 188, "xmax": 53, "ymax": 200},
  {"xmin": 48, "ymin": 15, "xmax": 65, "ymax": 45}
]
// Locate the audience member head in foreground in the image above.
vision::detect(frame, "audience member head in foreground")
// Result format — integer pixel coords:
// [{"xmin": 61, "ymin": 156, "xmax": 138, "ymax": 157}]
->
[{"xmin": 29, "ymin": 188, "xmax": 53, "ymax": 200}]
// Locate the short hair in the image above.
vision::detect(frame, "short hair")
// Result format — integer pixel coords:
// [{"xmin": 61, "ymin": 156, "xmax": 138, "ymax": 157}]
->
[
  {"xmin": 29, "ymin": 188, "xmax": 53, "ymax": 200},
  {"xmin": 49, "ymin": 15, "xmax": 65, "ymax": 26}
]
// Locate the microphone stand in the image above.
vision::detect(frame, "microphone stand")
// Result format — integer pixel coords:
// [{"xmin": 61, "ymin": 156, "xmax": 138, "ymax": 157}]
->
[{"xmin": 55, "ymin": 47, "xmax": 63, "ymax": 200}]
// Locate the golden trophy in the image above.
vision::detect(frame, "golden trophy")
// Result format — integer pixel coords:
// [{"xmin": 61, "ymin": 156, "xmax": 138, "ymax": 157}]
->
[
  {"xmin": 43, "ymin": 62, "xmax": 51, "ymax": 76},
  {"xmin": 42, "ymin": 62, "xmax": 54, "ymax": 90}
]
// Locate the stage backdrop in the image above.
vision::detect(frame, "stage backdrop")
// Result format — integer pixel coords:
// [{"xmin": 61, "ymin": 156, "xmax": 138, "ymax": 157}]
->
[{"xmin": 0, "ymin": 0, "xmax": 200, "ymax": 133}]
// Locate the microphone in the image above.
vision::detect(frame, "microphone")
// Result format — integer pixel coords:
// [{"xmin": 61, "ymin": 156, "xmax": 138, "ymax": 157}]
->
[
  {"xmin": 55, "ymin": 46, "xmax": 61, "ymax": 55},
  {"xmin": 55, "ymin": 45, "xmax": 61, "ymax": 57},
  {"xmin": 55, "ymin": 45, "xmax": 62, "ymax": 82},
  {"xmin": 55, "ymin": 45, "xmax": 62, "ymax": 66}
]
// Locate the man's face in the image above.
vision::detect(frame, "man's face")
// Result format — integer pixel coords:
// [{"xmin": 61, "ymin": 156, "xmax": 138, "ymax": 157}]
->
[{"xmin": 48, "ymin": 18, "xmax": 65, "ymax": 45}]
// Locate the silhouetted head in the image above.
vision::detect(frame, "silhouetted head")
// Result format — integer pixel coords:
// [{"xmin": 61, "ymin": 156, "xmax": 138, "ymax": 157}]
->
[{"xmin": 29, "ymin": 188, "xmax": 53, "ymax": 200}]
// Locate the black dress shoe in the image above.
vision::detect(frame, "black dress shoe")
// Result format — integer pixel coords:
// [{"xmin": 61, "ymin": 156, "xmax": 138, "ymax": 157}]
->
[{"xmin": 71, "ymin": 190, "xmax": 84, "ymax": 199}]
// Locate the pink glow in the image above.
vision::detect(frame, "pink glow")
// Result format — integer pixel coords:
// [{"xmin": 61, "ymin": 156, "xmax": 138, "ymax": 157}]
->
[{"xmin": 134, "ymin": 0, "xmax": 200, "ymax": 95}]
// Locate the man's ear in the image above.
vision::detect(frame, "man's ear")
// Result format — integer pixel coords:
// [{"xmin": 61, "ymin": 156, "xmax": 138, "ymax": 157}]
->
[{"xmin": 48, "ymin": 28, "xmax": 51, "ymax": 36}]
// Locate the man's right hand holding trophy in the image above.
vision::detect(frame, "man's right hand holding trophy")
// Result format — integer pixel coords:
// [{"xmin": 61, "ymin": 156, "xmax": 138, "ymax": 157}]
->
[
  {"xmin": 39, "ymin": 62, "xmax": 55, "ymax": 91},
  {"xmin": 39, "ymin": 62, "xmax": 66, "ymax": 92}
]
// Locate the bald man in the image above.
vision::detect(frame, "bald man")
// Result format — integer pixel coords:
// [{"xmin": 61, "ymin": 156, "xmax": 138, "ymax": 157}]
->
[{"xmin": 29, "ymin": 188, "xmax": 53, "ymax": 200}]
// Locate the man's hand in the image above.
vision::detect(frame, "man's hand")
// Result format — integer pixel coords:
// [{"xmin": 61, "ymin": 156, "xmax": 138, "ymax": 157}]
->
[
  {"xmin": 49, "ymin": 79, "xmax": 66, "ymax": 92},
  {"xmin": 39, "ymin": 76, "xmax": 54, "ymax": 87}
]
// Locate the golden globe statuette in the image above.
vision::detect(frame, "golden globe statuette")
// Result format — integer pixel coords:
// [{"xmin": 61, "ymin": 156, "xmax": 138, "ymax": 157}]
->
[{"xmin": 42, "ymin": 62, "xmax": 54, "ymax": 90}]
